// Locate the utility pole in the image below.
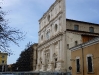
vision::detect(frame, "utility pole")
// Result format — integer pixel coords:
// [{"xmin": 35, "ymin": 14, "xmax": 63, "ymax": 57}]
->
[{"xmin": 81, "ymin": 45, "xmax": 84, "ymax": 75}]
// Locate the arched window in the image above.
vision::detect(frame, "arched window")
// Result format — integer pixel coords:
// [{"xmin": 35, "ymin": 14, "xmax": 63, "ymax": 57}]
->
[
  {"xmin": 54, "ymin": 58, "xmax": 57, "ymax": 68},
  {"xmin": 47, "ymin": 15, "xmax": 50, "ymax": 21},
  {"xmin": 41, "ymin": 35, "xmax": 43, "ymax": 40},
  {"xmin": 86, "ymin": 54, "xmax": 93, "ymax": 73},
  {"xmin": 76, "ymin": 57, "xmax": 80, "ymax": 72},
  {"xmin": 55, "ymin": 24, "xmax": 58, "ymax": 32}
]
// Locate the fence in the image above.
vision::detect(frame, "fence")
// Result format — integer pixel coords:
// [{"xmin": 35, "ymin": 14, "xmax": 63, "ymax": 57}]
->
[{"xmin": 0, "ymin": 72, "xmax": 71, "ymax": 75}]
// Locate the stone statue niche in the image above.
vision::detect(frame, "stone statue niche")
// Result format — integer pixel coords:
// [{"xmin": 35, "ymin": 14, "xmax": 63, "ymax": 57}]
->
[
  {"xmin": 45, "ymin": 50, "xmax": 50, "ymax": 69},
  {"xmin": 55, "ymin": 43, "xmax": 59, "ymax": 57},
  {"xmin": 53, "ymin": 43, "xmax": 59, "ymax": 69},
  {"xmin": 53, "ymin": 53, "xmax": 58, "ymax": 69}
]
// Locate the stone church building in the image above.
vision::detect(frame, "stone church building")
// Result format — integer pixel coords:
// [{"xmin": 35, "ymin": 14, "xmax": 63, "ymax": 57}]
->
[{"xmin": 36, "ymin": 0, "xmax": 99, "ymax": 72}]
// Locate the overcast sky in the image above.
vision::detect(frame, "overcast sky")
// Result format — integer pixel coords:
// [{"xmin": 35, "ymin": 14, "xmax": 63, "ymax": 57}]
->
[{"xmin": 0, "ymin": 0, "xmax": 99, "ymax": 64}]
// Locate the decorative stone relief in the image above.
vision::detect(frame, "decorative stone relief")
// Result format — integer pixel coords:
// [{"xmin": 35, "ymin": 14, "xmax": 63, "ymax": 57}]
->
[
  {"xmin": 40, "ymin": 57, "xmax": 42, "ymax": 64},
  {"xmin": 46, "ymin": 29, "xmax": 50, "ymax": 40}
]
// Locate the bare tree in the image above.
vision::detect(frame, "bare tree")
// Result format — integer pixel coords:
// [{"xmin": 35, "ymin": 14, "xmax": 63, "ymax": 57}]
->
[{"xmin": 0, "ymin": 7, "xmax": 24, "ymax": 55}]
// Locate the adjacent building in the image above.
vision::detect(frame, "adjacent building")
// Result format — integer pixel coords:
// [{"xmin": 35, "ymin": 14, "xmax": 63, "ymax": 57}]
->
[
  {"xmin": 70, "ymin": 37, "xmax": 99, "ymax": 75},
  {"xmin": 36, "ymin": 0, "xmax": 99, "ymax": 72},
  {"xmin": 0, "ymin": 52, "xmax": 8, "ymax": 72},
  {"xmin": 66, "ymin": 19, "xmax": 99, "ymax": 73}
]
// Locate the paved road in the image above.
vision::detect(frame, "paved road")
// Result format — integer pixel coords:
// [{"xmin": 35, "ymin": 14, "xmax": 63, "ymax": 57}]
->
[
  {"xmin": 2, "ymin": 74, "xmax": 15, "ymax": 75},
  {"xmin": 2, "ymin": 74, "xmax": 14, "ymax": 75}
]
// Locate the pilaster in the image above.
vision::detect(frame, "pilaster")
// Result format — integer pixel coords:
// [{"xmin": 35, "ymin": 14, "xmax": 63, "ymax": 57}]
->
[
  {"xmin": 47, "ymin": 45, "xmax": 54, "ymax": 71},
  {"xmin": 35, "ymin": 50, "xmax": 41, "ymax": 71},
  {"xmin": 40, "ymin": 49, "xmax": 46, "ymax": 71},
  {"xmin": 55, "ymin": 40, "xmax": 65, "ymax": 72}
]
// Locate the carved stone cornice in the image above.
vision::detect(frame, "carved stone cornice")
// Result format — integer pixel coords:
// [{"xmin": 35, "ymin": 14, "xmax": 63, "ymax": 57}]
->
[
  {"xmin": 57, "ymin": 60, "xmax": 64, "ymax": 63},
  {"xmin": 66, "ymin": 29, "xmax": 99, "ymax": 36},
  {"xmin": 38, "ymin": 32, "xmax": 63, "ymax": 50}
]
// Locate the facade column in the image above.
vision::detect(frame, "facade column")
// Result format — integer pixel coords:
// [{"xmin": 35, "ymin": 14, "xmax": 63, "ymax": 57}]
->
[
  {"xmin": 47, "ymin": 45, "xmax": 54, "ymax": 71},
  {"xmin": 40, "ymin": 49, "xmax": 46, "ymax": 71},
  {"xmin": 44, "ymin": 28, "xmax": 46, "ymax": 41},
  {"xmin": 55, "ymin": 40, "xmax": 64, "ymax": 72},
  {"xmin": 35, "ymin": 50, "xmax": 40, "ymax": 71},
  {"xmin": 50, "ymin": 45, "xmax": 54, "ymax": 62},
  {"xmin": 59, "ymin": 40, "xmax": 63, "ymax": 61},
  {"xmin": 57, "ymin": 41, "xmax": 60, "ymax": 61},
  {"xmin": 50, "ymin": 24, "xmax": 52, "ymax": 38}
]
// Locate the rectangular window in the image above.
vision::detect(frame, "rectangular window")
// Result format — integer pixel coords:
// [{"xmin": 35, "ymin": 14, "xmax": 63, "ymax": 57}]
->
[
  {"xmin": 46, "ymin": 32, "xmax": 49, "ymax": 39},
  {"xmin": 67, "ymin": 44, "xmax": 69, "ymax": 49},
  {"xmin": 75, "ymin": 41, "xmax": 78, "ymax": 46},
  {"xmin": 74, "ymin": 25, "xmax": 79, "ymax": 31},
  {"xmin": 76, "ymin": 59, "xmax": 80, "ymax": 72},
  {"xmin": 89, "ymin": 27, "xmax": 94, "ymax": 33},
  {"xmin": 87, "ymin": 56, "xmax": 93, "ymax": 72},
  {"xmin": 2, "ymin": 60, "xmax": 4, "ymax": 64}
]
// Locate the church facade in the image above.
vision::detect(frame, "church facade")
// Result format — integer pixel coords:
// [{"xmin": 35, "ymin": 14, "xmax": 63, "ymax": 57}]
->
[
  {"xmin": 36, "ymin": 0, "xmax": 99, "ymax": 72},
  {"xmin": 36, "ymin": 0, "xmax": 66, "ymax": 72}
]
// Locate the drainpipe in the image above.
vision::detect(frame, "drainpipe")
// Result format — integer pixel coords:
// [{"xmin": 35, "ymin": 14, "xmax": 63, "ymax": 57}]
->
[
  {"xmin": 65, "ymin": 30, "xmax": 67, "ymax": 72},
  {"xmin": 81, "ymin": 45, "xmax": 84, "ymax": 75}
]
